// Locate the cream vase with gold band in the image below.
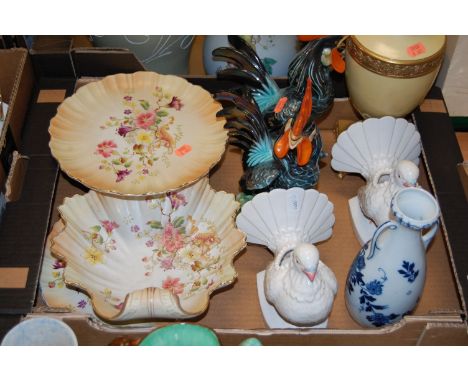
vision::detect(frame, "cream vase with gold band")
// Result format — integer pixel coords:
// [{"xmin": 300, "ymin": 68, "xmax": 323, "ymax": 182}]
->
[{"xmin": 345, "ymin": 35, "xmax": 446, "ymax": 118}]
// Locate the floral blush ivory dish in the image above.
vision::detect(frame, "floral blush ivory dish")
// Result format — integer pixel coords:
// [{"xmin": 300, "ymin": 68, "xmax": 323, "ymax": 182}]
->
[
  {"xmin": 49, "ymin": 71, "xmax": 228, "ymax": 196},
  {"xmin": 40, "ymin": 220, "xmax": 95, "ymax": 317},
  {"xmin": 50, "ymin": 177, "xmax": 246, "ymax": 322}
]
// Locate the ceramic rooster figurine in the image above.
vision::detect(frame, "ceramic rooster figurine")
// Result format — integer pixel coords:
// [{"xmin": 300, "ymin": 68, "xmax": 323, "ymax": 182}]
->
[
  {"xmin": 213, "ymin": 35, "xmax": 345, "ymax": 193},
  {"xmin": 264, "ymin": 243, "xmax": 338, "ymax": 326}
]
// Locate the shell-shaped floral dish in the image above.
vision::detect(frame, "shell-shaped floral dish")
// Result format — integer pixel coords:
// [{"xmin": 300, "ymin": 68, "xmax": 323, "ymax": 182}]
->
[
  {"xmin": 50, "ymin": 177, "xmax": 245, "ymax": 322},
  {"xmin": 39, "ymin": 220, "xmax": 95, "ymax": 317},
  {"xmin": 330, "ymin": 116, "xmax": 421, "ymax": 180},
  {"xmin": 236, "ymin": 187, "xmax": 335, "ymax": 254},
  {"xmin": 49, "ymin": 71, "xmax": 227, "ymax": 196}
]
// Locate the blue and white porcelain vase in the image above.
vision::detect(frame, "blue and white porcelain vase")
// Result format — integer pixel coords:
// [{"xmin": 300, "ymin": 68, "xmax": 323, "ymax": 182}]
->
[{"xmin": 345, "ymin": 187, "xmax": 440, "ymax": 327}]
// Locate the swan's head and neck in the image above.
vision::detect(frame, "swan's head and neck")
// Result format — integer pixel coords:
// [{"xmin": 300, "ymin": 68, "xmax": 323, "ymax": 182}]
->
[
  {"xmin": 292, "ymin": 243, "xmax": 320, "ymax": 282},
  {"xmin": 393, "ymin": 160, "xmax": 419, "ymax": 188}
]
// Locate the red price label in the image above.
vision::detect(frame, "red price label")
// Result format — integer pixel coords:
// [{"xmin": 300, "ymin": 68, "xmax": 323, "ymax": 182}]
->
[
  {"xmin": 407, "ymin": 42, "xmax": 426, "ymax": 57},
  {"xmin": 175, "ymin": 144, "xmax": 192, "ymax": 157}
]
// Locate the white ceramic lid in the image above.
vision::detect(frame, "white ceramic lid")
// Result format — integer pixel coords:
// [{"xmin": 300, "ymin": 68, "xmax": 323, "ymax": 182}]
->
[{"xmin": 353, "ymin": 36, "xmax": 446, "ymax": 62}]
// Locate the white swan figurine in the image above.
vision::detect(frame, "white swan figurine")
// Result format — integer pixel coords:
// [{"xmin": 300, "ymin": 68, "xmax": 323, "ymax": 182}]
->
[
  {"xmin": 264, "ymin": 243, "xmax": 338, "ymax": 326},
  {"xmin": 358, "ymin": 159, "xmax": 419, "ymax": 226},
  {"xmin": 235, "ymin": 187, "xmax": 337, "ymax": 327},
  {"xmin": 331, "ymin": 117, "xmax": 422, "ymax": 241}
]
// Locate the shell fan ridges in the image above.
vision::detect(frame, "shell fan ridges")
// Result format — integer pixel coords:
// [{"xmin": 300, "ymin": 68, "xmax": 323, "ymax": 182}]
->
[
  {"xmin": 331, "ymin": 116, "xmax": 421, "ymax": 180},
  {"xmin": 51, "ymin": 177, "xmax": 245, "ymax": 321},
  {"xmin": 236, "ymin": 188, "xmax": 335, "ymax": 254}
]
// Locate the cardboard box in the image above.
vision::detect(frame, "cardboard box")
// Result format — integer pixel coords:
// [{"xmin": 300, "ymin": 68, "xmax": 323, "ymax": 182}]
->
[
  {"xmin": 0, "ymin": 49, "xmax": 467, "ymax": 345},
  {"xmin": 0, "ymin": 48, "xmax": 34, "ymax": 193},
  {"xmin": 29, "ymin": 36, "xmax": 145, "ymax": 78}
]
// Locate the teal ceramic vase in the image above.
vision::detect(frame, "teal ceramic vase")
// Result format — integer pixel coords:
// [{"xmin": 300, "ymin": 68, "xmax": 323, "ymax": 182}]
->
[
  {"xmin": 203, "ymin": 35, "xmax": 299, "ymax": 76},
  {"xmin": 91, "ymin": 35, "xmax": 194, "ymax": 75}
]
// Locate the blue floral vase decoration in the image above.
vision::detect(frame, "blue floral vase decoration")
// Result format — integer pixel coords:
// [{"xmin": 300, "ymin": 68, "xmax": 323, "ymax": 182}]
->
[{"xmin": 345, "ymin": 187, "xmax": 440, "ymax": 328}]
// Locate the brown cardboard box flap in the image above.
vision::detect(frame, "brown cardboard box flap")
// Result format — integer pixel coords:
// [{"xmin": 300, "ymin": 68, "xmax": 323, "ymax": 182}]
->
[
  {"xmin": 5, "ymin": 151, "xmax": 29, "ymax": 202},
  {"xmin": 26, "ymin": 313, "xmax": 465, "ymax": 345},
  {"xmin": 0, "ymin": 48, "xmax": 34, "ymax": 146},
  {"xmin": 0, "ymin": 268, "xmax": 29, "ymax": 288}
]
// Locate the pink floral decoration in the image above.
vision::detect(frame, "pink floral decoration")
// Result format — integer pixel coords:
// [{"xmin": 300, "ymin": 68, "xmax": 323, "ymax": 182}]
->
[
  {"xmin": 116, "ymin": 169, "xmax": 132, "ymax": 182},
  {"xmin": 117, "ymin": 126, "xmax": 133, "ymax": 137},
  {"xmin": 160, "ymin": 257, "xmax": 175, "ymax": 271},
  {"xmin": 162, "ymin": 276, "xmax": 184, "ymax": 295},
  {"xmin": 135, "ymin": 111, "xmax": 156, "ymax": 129},
  {"xmin": 145, "ymin": 240, "xmax": 154, "ymax": 247},
  {"xmin": 167, "ymin": 96, "xmax": 183, "ymax": 111},
  {"xmin": 101, "ymin": 220, "xmax": 119, "ymax": 234},
  {"xmin": 53, "ymin": 260, "xmax": 65, "ymax": 269},
  {"xmin": 95, "ymin": 140, "xmax": 117, "ymax": 158},
  {"xmin": 168, "ymin": 192, "xmax": 187, "ymax": 209},
  {"xmin": 162, "ymin": 223, "xmax": 184, "ymax": 252},
  {"xmin": 114, "ymin": 302, "xmax": 124, "ymax": 310}
]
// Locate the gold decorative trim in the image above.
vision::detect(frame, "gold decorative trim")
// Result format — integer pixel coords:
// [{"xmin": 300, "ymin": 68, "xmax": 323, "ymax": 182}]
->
[{"xmin": 347, "ymin": 36, "xmax": 446, "ymax": 78}]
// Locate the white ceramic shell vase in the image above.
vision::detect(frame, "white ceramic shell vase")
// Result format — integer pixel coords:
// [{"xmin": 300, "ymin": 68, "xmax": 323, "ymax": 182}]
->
[
  {"xmin": 236, "ymin": 187, "xmax": 335, "ymax": 255},
  {"xmin": 236, "ymin": 188, "xmax": 338, "ymax": 326},
  {"xmin": 331, "ymin": 116, "xmax": 422, "ymax": 243},
  {"xmin": 331, "ymin": 116, "xmax": 421, "ymax": 180},
  {"xmin": 345, "ymin": 187, "xmax": 440, "ymax": 327},
  {"xmin": 51, "ymin": 177, "xmax": 245, "ymax": 323}
]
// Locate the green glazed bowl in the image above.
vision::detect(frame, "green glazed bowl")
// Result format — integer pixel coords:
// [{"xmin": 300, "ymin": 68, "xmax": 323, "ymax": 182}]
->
[
  {"xmin": 139, "ymin": 323, "xmax": 262, "ymax": 346},
  {"xmin": 139, "ymin": 324, "xmax": 220, "ymax": 346}
]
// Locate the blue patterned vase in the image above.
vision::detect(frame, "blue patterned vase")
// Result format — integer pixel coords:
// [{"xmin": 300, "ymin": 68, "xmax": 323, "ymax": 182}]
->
[{"xmin": 345, "ymin": 187, "xmax": 440, "ymax": 327}]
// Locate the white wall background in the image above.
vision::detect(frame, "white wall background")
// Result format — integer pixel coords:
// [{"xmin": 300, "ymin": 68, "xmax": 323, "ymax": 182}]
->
[{"xmin": 439, "ymin": 35, "xmax": 468, "ymax": 117}]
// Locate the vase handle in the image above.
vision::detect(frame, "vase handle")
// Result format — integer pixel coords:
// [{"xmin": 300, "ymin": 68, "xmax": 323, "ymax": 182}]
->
[
  {"xmin": 422, "ymin": 220, "xmax": 439, "ymax": 250},
  {"xmin": 367, "ymin": 221, "xmax": 398, "ymax": 260}
]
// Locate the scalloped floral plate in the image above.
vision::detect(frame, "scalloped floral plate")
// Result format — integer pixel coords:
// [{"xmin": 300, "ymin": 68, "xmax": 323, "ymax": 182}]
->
[
  {"xmin": 50, "ymin": 177, "xmax": 246, "ymax": 323},
  {"xmin": 49, "ymin": 72, "xmax": 227, "ymax": 196}
]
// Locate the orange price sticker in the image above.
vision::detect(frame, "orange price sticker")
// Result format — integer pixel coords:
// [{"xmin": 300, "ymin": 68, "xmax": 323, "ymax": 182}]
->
[
  {"xmin": 407, "ymin": 42, "xmax": 426, "ymax": 57},
  {"xmin": 175, "ymin": 144, "xmax": 192, "ymax": 157}
]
